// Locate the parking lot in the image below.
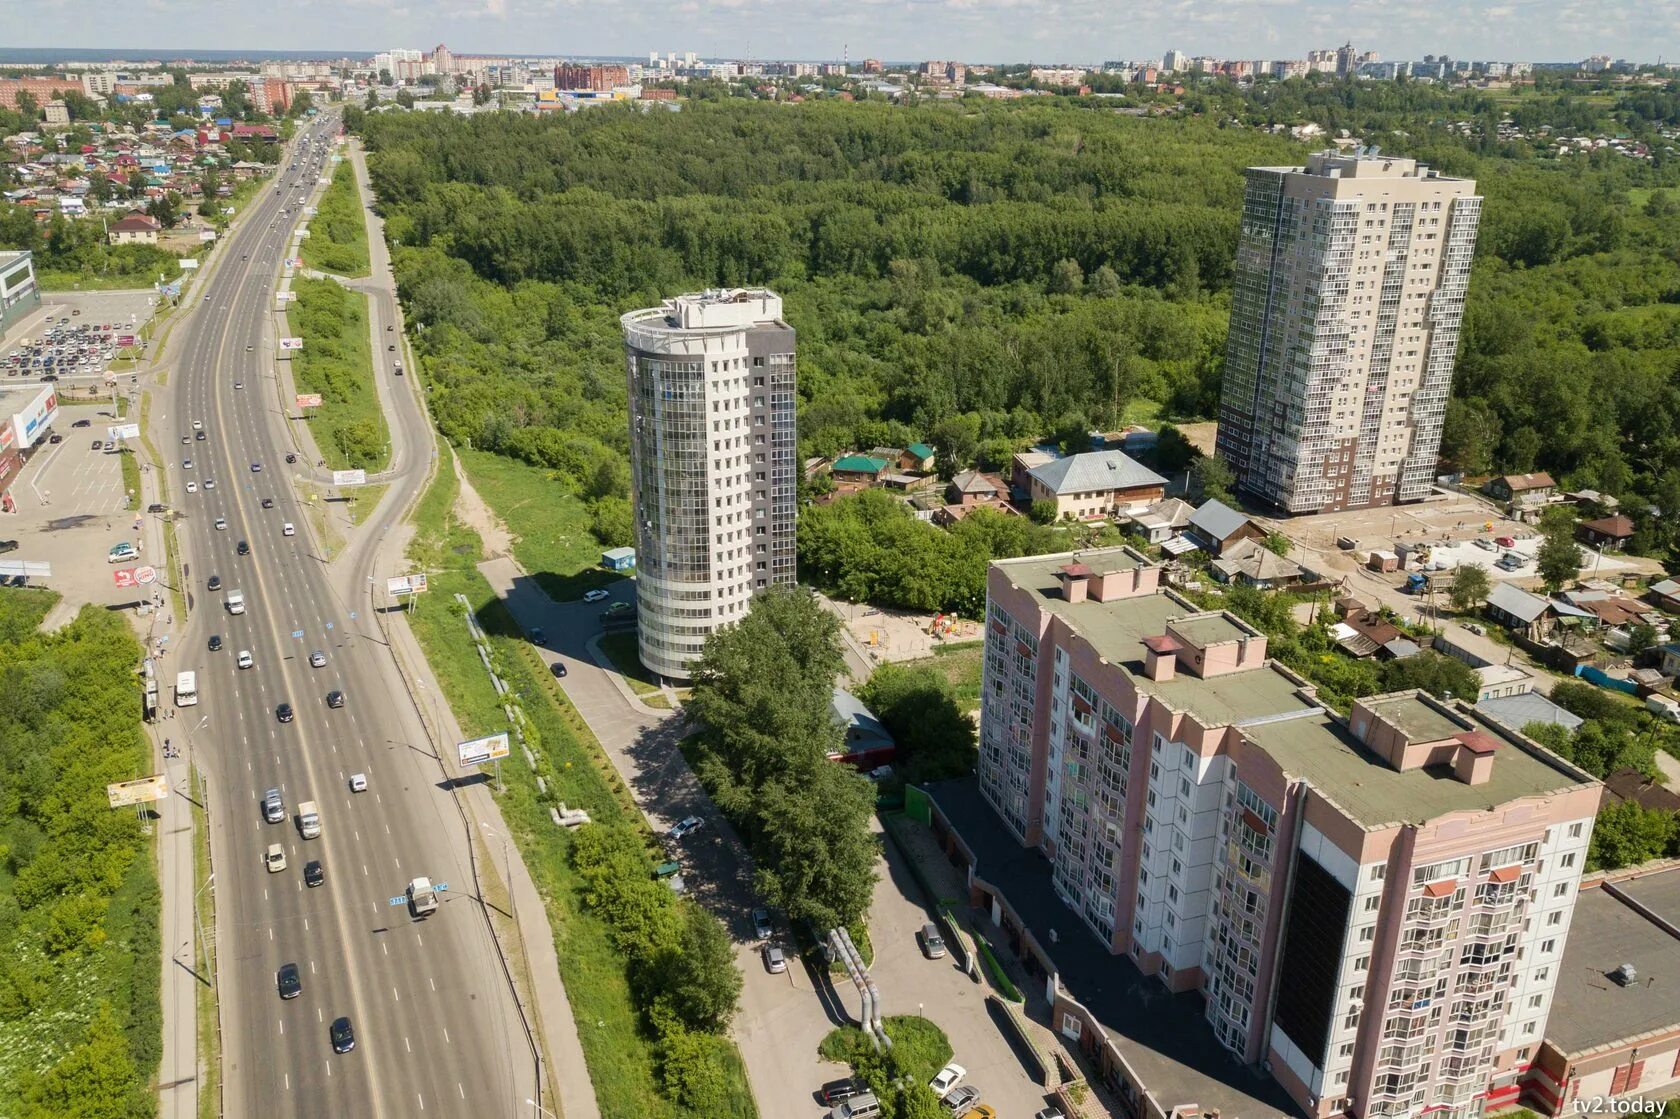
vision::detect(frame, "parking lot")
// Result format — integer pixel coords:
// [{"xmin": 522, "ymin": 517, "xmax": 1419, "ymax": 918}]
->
[
  {"xmin": 1, "ymin": 290, "xmax": 160, "ymax": 384},
  {"xmin": 1, "ymin": 402, "xmax": 157, "ymax": 626}
]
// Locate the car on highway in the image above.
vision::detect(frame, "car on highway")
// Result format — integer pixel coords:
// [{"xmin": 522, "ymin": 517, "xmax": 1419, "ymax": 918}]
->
[
  {"xmin": 237, "ymin": 540, "xmax": 249, "ymax": 555},
  {"xmin": 388, "ymin": 344, "xmax": 396, "ymax": 351},
  {"xmin": 583, "ymin": 588, "xmax": 610, "ymax": 603},
  {"xmin": 753, "ymin": 907, "xmax": 774, "ymax": 939},
  {"xmin": 237, "ymin": 650, "xmax": 253, "ymax": 669},
  {"xmin": 277, "ymin": 963, "xmax": 302, "ymax": 1000},
  {"xmin": 349, "ymin": 773, "xmax": 367, "ymax": 793},
  {"xmin": 930, "ymin": 1064, "xmax": 967, "ymax": 1098},
  {"xmin": 285, "ymin": 452, "xmax": 297, "ymax": 464},
  {"xmin": 195, "ymin": 430, "xmax": 205, "ymax": 441},
  {"xmin": 668, "ymin": 816, "xmax": 703, "ymax": 841},
  {"xmin": 330, "ymin": 1016, "xmax": 356, "ymax": 1053},
  {"xmin": 186, "ymin": 481, "xmax": 198, "ymax": 493},
  {"xmin": 326, "ymin": 690, "xmax": 345, "ymax": 709},
  {"xmin": 207, "ymin": 575, "xmax": 222, "ymax": 591},
  {"xmin": 387, "ymin": 324, "xmax": 394, "ymax": 331},
  {"xmin": 192, "ymin": 420, "xmax": 202, "ymax": 430},
  {"xmin": 234, "ymin": 381, "xmax": 242, "ymax": 390},
  {"xmin": 182, "ymin": 458, "xmax": 193, "ymax": 469},
  {"xmin": 762, "ymin": 943, "xmax": 787, "ymax": 973},
  {"xmin": 304, "ymin": 860, "xmax": 324, "ymax": 887},
  {"xmin": 181, "ymin": 436, "xmax": 191, "ymax": 445},
  {"xmin": 251, "ymin": 462, "xmax": 262, "ymax": 472},
  {"xmin": 204, "ymin": 479, "xmax": 216, "ymax": 490},
  {"xmin": 208, "ymin": 634, "xmax": 223, "ymax": 652},
  {"xmin": 276, "ymin": 702, "xmax": 294, "ymax": 723},
  {"xmin": 214, "ymin": 517, "xmax": 227, "ymax": 531},
  {"xmin": 309, "ymin": 649, "xmax": 327, "ymax": 667},
  {"xmin": 282, "ymin": 522, "xmax": 295, "ymax": 536},
  {"xmin": 261, "ymin": 498, "xmax": 275, "ymax": 509}
]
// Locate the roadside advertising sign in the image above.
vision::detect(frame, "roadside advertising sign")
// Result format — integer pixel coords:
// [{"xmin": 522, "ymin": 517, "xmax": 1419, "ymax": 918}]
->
[
  {"xmin": 387, "ymin": 573, "xmax": 429, "ymax": 596},
  {"xmin": 332, "ymin": 469, "xmax": 367, "ymax": 486},
  {"xmin": 279, "ymin": 338, "xmax": 304, "ymax": 351},
  {"xmin": 113, "ymin": 567, "xmax": 138, "ymax": 588},
  {"xmin": 275, "ymin": 290, "xmax": 297, "ymax": 302},
  {"xmin": 107, "ymin": 775, "xmax": 169, "ymax": 807},
  {"xmin": 135, "ymin": 566, "xmax": 158, "ymax": 585},
  {"xmin": 117, "ymin": 334, "xmax": 137, "ymax": 347},
  {"xmin": 295, "ymin": 393, "xmax": 322, "ymax": 408},
  {"xmin": 106, "ymin": 423, "xmax": 141, "ymax": 441},
  {"xmin": 178, "ymin": 259, "xmax": 199, "ymax": 270},
  {"xmin": 457, "ymin": 733, "xmax": 510, "ymax": 767}
]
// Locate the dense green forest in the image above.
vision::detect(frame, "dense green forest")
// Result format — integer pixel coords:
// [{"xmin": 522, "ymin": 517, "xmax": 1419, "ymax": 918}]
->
[
  {"xmin": 351, "ymin": 81, "xmax": 1680, "ymax": 577},
  {"xmin": 0, "ymin": 591, "xmax": 159, "ymax": 1119}
]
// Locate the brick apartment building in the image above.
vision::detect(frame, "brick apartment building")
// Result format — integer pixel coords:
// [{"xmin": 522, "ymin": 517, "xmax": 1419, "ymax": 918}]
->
[
  {"xmin": 934, "ymin": 546, "xmax": 1602, "ymax": 1119},
  {"xmin": 554, "ymin": 64, "xmax": 629, "ymax": 91},
  {"xmin": 0, "ymin": 77, "xmax": 84, "ymax": 111}
]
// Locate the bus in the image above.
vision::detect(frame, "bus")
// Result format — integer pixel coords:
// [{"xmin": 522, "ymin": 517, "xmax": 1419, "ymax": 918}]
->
[{"xmin": 175, "ymin": 671, "xmax": 198, "ymax": 707}]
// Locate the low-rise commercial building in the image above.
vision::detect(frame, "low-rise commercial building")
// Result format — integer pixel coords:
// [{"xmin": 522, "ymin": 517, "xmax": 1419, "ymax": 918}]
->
[
  {"xmin": 933, "ymin": 546, "xmax": 1601, "ymax": 1119},
  {"xmin": 0, "ymin": 250, "xmax": 40, "ymax": 340}
]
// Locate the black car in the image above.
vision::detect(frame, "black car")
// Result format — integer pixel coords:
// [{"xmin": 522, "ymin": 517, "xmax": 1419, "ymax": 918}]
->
[
  {"xmin": 71, "ymin": 418, "xmax": 91, "ymax": 428},
  {"xmin": 285, "ymin": 452, "xmax": 298, "ymax": 464},
  {"xmin": 47, "ymin": 433, "xmax": 62, "ymax": 443},
  {"xmin": 330, "ymin": 1016, "xmax": 355, "ymax": 1053},
  {"xmin": 276, "ymin": 702, "xmax": 294, "ymax": 723},
  {"xmin": 304, "ymin": 860, "xmax": 324, "ymax": 887},
  {"xmin": 326, "ymin": 690, "xmax": 345, "ymax": 709},
  {"xmin": 195, "ymin": 431, "xmax": 206, "ymax": 441},
  {"xmin": 0, "ymin": 539, "xmax": 17, "ymax": 554},
  {"xmin": 550, "ymin": 661, "xmax": 567, "ymax": 678},
  {"xmin": 277, "ymin": 963, "xmax": 302, "ymax": 1000},
  {"xmin": 207, "ymin": 575, "xmax": 222, "ymax": 591},
  {"xmin": 147, "ymin": 502, "xmax": 168, "ymax": 513},
  {"xmin": 208, "ymin": 635, "xmax": 223, "ymax": 652},
  {"xmin": 261, "ymin": 498, "xmax": 275, "ymax": 509},
  {"xmin": 530, "ymin": 627, "xmax": 545, "ymax": 645},
  {"xmin": 90, "ymin": 438, "xmax": 101, "ymax": 450},
  {"xmin": 821, "ymin": 1079, "xmax": 861, "ymax": 1106},
  {"xmin": 237, "ymin": 540, "xmax": 250, "ymax": 556}
]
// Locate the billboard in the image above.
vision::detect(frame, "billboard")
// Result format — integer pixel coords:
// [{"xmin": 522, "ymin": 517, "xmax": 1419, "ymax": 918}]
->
[
  {"xmin": 458, "ymin": 732, "xmax": 510, "ymax": 767},
  {"xmin": 107, "ymin": 423, "xmax": 140, "ymax": 441},
  {"xmin": 113, "ymin": 567, "xmax": 138, "ymax": 588},
  {"xmin": 332, "ymin": 469, "xmax": 366, "ymax": 486},
  {"xmin": 387, "ymin": 573, "xmax": 428, "ymax": 596},
  {"xmin": 275, "ymin": 290, "xmax": 297, "ymax": 303},
  {"xmin": 278, "ymin": 337, "xmax": 303, "ymax": 351},
  {"xmin": 107, "ymin": 775, "xmax": 169, "ymax": 807},
  {"xmin": 178, "ymin": 258, "xmax": 199, "ymax": 270},
  {"xmin": 117, "ymin": 334, "xmax": 136, "ymax": 347},
  {"xmin": 295, "ymin": 393, "xmax": 322, "ymax": 408}
]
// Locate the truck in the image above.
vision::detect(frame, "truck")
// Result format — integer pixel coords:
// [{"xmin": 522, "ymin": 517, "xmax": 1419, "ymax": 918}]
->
[
  {"xmin": 407, "ymin": 876, "xmax": 439, "ymax": 917},
  {"xmin": 297, "ymin": 800, "xmax": 321, "ymax": 839},
  {"xmin": 175, "ymin": 670, "xmax": 199, "ymax": 706},
  {"xmin": 225, "ymin": 588, "xmax": 245, "ymax": 615},
  {"xmin": 1402, "ymin": 572, "xmax": 1429, "ymax": 595},
  {"xmin": 1646, "ymin": 695, "xmax": 1680, "ymax": 724}
]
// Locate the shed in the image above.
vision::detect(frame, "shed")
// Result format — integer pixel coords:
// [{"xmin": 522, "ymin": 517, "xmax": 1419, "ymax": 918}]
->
[{"xmin": 600, "ymin": 546, "xmax": 636, "ymax": 571}]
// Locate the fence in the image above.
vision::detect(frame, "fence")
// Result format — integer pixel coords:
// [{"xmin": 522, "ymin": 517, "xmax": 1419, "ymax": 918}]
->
[{"xmin": 1575, "ymin": 663, "xmax": 1641, "ymax": 695}]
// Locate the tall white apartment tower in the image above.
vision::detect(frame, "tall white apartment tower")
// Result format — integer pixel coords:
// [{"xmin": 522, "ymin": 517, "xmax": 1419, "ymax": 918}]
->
[
  {"xmin": 1215, "ymin": 152, "xmax": 1481, "ymax": 514},
  {"xmin": 622, "ymin": 290, "xmax": 798, "ymax": 681}
]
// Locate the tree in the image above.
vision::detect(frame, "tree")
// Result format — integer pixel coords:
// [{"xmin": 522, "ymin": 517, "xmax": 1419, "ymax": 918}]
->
[
  {"xmin": 1089, "ymin": 263, "xmax": 1121, "ymax": 298},
  {"xmin": 15, "ymin": 90, "xmax": 37, "ymax": 119},
  {"xmin": 1379, "ymin": 650, "xmax": 1480, "ymax": 702},
  {"xmin": 197, "ymin": 169, "xmax": 222, "ymax": 218},
  {"xmin": 1028, "ymin": 499, "xmax": 1058, "ymax": 525},
  {"xmin": 859, "ymin": 663, "xmax": 977, "ymax": 781},
  {"xmin": 1587, "ymin": 800, "xmax": 1680, "ymax": 871},
  {"xmin": 650, "ymin": 903, "xmax": 743, "ymax": 1033},
  {"xmin": 473, "ymin": 83, "xmax": 494, "ymax": 106},
  {"xmin": 930, "ymin": 412, "xmax": 981, "ymax": 478},
  {"xmin": 1191, "ymin": 454, "xmax": 1236, "ymax": 506},
  {"xmin": 364, "ymin": 88, "xmax": 379, "ymax": 110},
  {"xmin": 1047, "ymin": 257, "xmax": 1084, "ymax": 294},
  {"xmin": 125, "ymin": 171, "xmax": 148, "ymax": 198},
  {"xmin": 1627, "ymin": 623, "xmax": 1659, "ymax": 656},
  {"xmin": 1448, "ymin": 562, "xmax": 1490, "ymax": 612},
  {"xmin": 1536, "ymin": 519, "xmax": 1582, "ymax": 593},
  {"xmin": 147, "ymin": 191, "xmax": 181, "ymax": 229},
  {"xmin": 1261, "ymin": 532, "xmax": 1291, "ymax": 557},
  {"xmin": 87, "ymin": 171, "xmax": 114, "ymax": 204}
]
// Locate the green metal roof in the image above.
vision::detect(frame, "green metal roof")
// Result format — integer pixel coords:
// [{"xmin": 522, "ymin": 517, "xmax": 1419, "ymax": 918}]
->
[
  {"xmin": 906, "ymin": 442, "xmax": 935, "ymax": 460},
  {"xmin": 833, "ymin": 455, "xmax": 889, "ymax": 473}
]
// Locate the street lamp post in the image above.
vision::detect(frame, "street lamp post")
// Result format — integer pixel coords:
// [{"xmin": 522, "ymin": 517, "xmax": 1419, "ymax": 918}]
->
[
  {"xmin": 525, "ymin": 1100, "xmax": 556, "ymax": 1119},
  {"xmin": 194, "ymin": 872, "xmax": 215, "ymax": 985}
]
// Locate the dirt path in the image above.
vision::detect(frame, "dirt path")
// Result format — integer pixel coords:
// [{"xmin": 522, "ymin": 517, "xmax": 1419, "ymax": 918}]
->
[{"xmin": 451, "ymin": 452, "xmax": 513, "ymax": 559}]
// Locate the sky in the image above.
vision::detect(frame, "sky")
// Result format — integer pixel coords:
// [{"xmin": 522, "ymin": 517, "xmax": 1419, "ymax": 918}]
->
[{"xmin": 3, "ymin": 0, "xmax": 1676, "ymax": 65}]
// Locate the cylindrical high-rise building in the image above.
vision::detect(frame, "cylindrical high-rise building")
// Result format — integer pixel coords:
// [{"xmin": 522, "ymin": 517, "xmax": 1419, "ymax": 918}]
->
[{"xmin": 622, "ymin": 290, "xmax": 797, "ymax": 681}]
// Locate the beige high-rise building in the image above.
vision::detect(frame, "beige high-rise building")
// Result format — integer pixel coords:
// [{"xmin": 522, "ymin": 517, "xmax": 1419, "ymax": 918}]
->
[{"xmin": 1215, "ymin": 151, "xmax": 1481, "ymax": 515}]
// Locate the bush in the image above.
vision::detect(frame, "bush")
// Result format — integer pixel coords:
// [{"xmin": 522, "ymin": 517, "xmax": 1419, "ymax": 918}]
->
[{"xmin": 976, "ymin": 936, "xmax": 1023, "ymax": 1002}]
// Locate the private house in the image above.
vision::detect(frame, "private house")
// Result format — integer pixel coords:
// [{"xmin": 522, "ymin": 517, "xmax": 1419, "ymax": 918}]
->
[
  {"xmin": 1330, "ymin": 596, "xmax": 1402, "ymax": 657},
  {"xmin": 1209, "ymin": 537, "xmax": 1305, "ymax": 589},
  {"xmin": 1485, "ymin": 581, "xmax": 1557, "ymax": 641},
  {"xmin": 932, "ymin": 500, "xmax": 1019, "ymax": 528},
  {"xmin": 1185, "ymin": 499, "xmax": 1265, "ymax": 557},
  {"xmin": 829, "ymin": 454, "xmax": 891, "ymax": 490},
  {"xmin": 1602, "ymin": 767, "xmax": 1680, "ymax": 813},
  {"xmin": 828, "ymin": 686, "xmax": 895, "ymax": 769},
  {"xmin": 1476, "ymin": 690, "xmax": 1584, "ymax": 732},
  {"xmin": 107, "ymin": 211, "xmax": 160, "ymax": 245},
  {"xmin": 1576, "ymin": 514, "xmax": 1636, "ymax": 550},
  {"xmin": 1486, "ymin": 471, "xmax": 1557, "ymax": 505},
  {"xmin": 1649, "ymin": 579, "xmax": 1680, "ymax": 614},
  {"xmin": 1127, "ymin": 497, "xmax": 1196, "ymax": 545},
  {"xmin": 1009, "ymin": 450, "xmax": 1056, "ymax": 500},
  {"xmin": 946, "ymin": 470, "xmax": 1006, "ymax": 507},
  {"xmin": 1025, "ymin": 449, "xmax": 1167, "ymax": 520},
  {"xmin": 878, "ymin": 442, "xmax": 934, "ymax": 472}
]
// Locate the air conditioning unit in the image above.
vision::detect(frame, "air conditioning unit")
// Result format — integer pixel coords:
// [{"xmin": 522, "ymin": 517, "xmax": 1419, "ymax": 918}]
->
[{"xmin": 1611, "ymin": 962, "xmax": 1637, "ymax": 986}]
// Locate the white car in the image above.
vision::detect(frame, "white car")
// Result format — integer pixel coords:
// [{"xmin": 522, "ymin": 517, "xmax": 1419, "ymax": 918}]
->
[
  {"xmin": 349, "ymin": 773, "xmax": 368, "ymax": 793},
  {"xmin": 668, "ymin": 816, "xmax": 704, "ymax": 841},
  {"xmin": 583, "ymin": 588, "xmax": 610, "ymax": 603},
  {"xmin": 237, "ymin": 650, "xmax": 253, "ymax": 669},
  {"xmin": 192, "ymin": 420, "xmax": 203, "ymax": 430},
  {"xmin": 204, "ymin": 479, "xmax": 216, "ymax": 490},
  {"xmin": 929, "ymin": 1064, "xmax": 967, "ymax": 1098},
  {"xmin": 185, "ymin": 481, "xmax": 198, "ymax": 493},
  {"xmin": 214, "ymin": 517, "xmax": 227, "ymax": 531},
  {"xmin": 282, "ymin": 522, "xmax": 295, "ymax": 537}
]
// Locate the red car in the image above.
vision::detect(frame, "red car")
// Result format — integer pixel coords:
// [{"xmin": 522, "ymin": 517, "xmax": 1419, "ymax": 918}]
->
[{"xmin": 1495, "ymin": 536, "xmax": 1516, "ymax": 548}]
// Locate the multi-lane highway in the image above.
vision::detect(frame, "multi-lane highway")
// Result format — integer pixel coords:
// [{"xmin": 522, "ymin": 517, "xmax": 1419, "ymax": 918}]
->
[{"xmin": 164, "ymin": 116, "xmax": 535, "ymax": 1117}]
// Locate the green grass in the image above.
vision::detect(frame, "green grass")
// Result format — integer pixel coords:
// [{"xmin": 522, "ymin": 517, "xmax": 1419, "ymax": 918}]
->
[
  {"xmin": 598, "ymin": 631, "xmax": 662, "ymax": 699},
  {"xmin": 300, "ymin": 160, "xmax": 370, "ymax": 277},
  {"xmin": 344, "ymin": 482, "xmax": 390, "ymax": 526},
  {"xmin": 137, "ymin": 392, "xmax": 188, "ymax": 622},
  {"xmin": 119, "ymin": 449, "xmax": 140, "ymax": 511},
  {"xmin": 191, "ymin": 765, "xmax": 221, "ymax": 1119},
  {"xmin": 286, "ymin": 277, "xmax": 389, "ymax": 471},
  {"xmin": 896, "ymin": 641, "xmax": 984, "ymax": 710},
  {"xmin": 456, "ymin": 446, "xmax": 620, "ymax": 600},
  {"xmin": 403, "ymin": 438, "xmax": 755, "ymax": 1119}
]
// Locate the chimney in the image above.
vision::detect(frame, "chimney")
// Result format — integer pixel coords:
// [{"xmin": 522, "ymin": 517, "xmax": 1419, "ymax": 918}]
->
[
  {"xmin": 1058, "ymin": 562, "xmax": 1093, "ymax": 604},
  {"xmin": 1142, "ymin": 634, "xmax": 1180, "ymax": 681}
]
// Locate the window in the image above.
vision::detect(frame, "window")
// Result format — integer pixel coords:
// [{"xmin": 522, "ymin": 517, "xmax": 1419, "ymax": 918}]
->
[
  {"xmin": 1553, "ymin": 883, "xmax": 1569, "ymax": 898},
  {"xmin": 1547, "ymin": 911, "xmax": 1562, "ymax": 927},
  {"xmin": 1541, "ymin": 939, "xmax": 1555, "ymax": 954},
  {"xmin": 1528, "ymin": 995, "xmax": 1543, "ymax": 1009},
  {"xmin": 1359, "ymin": 926, "xmax": 1375, "ymax": 943},
  {"xmin": 1365, "ymin": 896, "xmax": 1382, "ymax": 912},
  {"xmin": 1561, "ymin": 853, "xmax": 1576, "ymax": 868},
  {"xmin": 1568, "ymin": 822, "xmax": 1584, "ymax": 839},
  {"xmin": 1355, "ymin": 955, "xmax": 1370, "ymax": 972}
]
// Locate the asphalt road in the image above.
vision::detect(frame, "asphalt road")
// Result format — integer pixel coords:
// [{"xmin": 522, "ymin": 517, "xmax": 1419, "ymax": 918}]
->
[{"xmin": 166, "ymin": 118, "xmax": 533, "ymax": 1118}]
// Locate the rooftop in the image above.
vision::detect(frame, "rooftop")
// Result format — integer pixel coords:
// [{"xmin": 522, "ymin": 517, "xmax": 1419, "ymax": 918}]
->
[
  {"xmin": 1242, "ymin": 706, "xmax": 1588, "ymax": 829},
  {"xmin": 1366, "ymin": 692, "xmax": 1465, "ymax": 743},
  {"xmin": 1028, "ymin": 449, "xmax": 1166, "ymax": 496},
  {"xmin": 1475, "ymin": 691, "xmax": 1584, "ymax": 732},
  {"xmin": 1189, "ymin": 498, "xmax": 1252, "ymax": 543},
  {"xmin": 1173, "ymin": 612, "xmax": 1253, "ymax": 649},
  {"xmin": 1547, "ymin": 871, "xmax": 1680, "ymax": 1056},
  {"xmin": 928, "ymin": 777, "xmax": 1300, "ymax": 1119}
]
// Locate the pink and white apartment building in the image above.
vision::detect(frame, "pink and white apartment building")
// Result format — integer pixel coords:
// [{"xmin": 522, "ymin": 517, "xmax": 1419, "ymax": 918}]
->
[{"xmin": 976, "ymin": 547, "xmax": 1603, "ymax": 1119}]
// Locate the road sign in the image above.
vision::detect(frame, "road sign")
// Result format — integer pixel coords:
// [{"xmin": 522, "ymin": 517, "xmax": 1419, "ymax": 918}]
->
[
  {"xmin": 388, "ymin": 883, "xmax": 444, "ymax": 906},
  {"xmin": 458, "ymin": 733, "xmax": 510, "ymax": 767},
  {"xmin": 387, "ymin": 573, "xmax": 428, "ymax": 597},
  {"xmin": 388, "ymin": 896, "xmax": 407, "ymax": 907},
  {"xmin": 107, "ymin": 774, "xmax": 169, "ymax": 807},
  {"xmin": 291, "ymin": 629, "xmax": 304, "ymax": 639},
  {"xmin": 332, "ymin": 469, "xmax": 366, "ymax": 486},
  {"xmin": 295, "ymin": 393, "xmax": 322, "ymax": 408},
  {"xmin": 279, "ymin": 337, "xmax": 303, "ymax": 351},
  {"xmin": 107, "ymin": 423, "xmax": 140, "ymax": 441}
]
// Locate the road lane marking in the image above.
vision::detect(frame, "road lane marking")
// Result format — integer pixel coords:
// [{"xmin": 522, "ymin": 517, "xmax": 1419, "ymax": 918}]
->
[
  {"xmin": 284, "ymin": 1073, "xmax": 289, "ymax": 1091},
  {"xmin": 382, "ymin": 940, "xmax": 388, "ymax": 956},
  {"xmin": 442, "ymin": 1026, "xmax": 449, "ymax": 1044},
  {"xmin": 458, "ymin": 1084, "xmax": 464, "ymax": 1099},
  {"xmin": 392, "ymin": 987, "xmax": 399, "ymax": 1003},
  {"xmin": 404, "ymin": 1036, "xmax": 411, "ymax": 1053},
  {"xmin": 428, "ymin": 977, "xmax": 435, "ymax": 992},
  {"xmin": 278, "ymin": 1019, "xmax": 284, "ymax": 1035}
]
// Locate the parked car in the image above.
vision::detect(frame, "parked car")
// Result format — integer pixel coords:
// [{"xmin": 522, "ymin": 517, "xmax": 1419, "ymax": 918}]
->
[
  {"xmin": 820, "ymin": 1078, "xmax": 861, "ymax": 1106},
  {"xmin": 918, "ymin": 922, "xmax": 947, "ymax": 959},
  {"xmin": 752, "ymin": 907, "xmax": 774, "ymax": 939},
  {"xmin": 583, "ymin": 588, "xmax": 610, "ymax": 603},
  {"xmin": 929, "ymin": 1064, "xmax": 967, "ymax": 1098},
  {"xmin": 941, "ymin": 1085, "xmax": 980, "ymax": 1113},
  {"xmin": 761, "ymin": 944, "xmax": 787, "ymax": 973},
  {"xmin": 668, "ymin": 815, "xmax": 703, "ymax": 840}
]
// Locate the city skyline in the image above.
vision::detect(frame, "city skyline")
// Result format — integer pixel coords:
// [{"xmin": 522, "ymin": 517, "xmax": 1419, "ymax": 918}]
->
[{"xmin": 2, "ymin": 0, "xmax": 1675, "ymax": 67}]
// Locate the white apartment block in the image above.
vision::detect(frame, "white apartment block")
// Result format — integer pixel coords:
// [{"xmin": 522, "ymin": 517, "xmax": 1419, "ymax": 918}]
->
[
  {"xmin": 621, "ymin": 290, "xmax": 797, "ymax": 680},
  {"xmin": 1215, "ymin": 152, "xmax": 1482, "ymax": 514}
]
